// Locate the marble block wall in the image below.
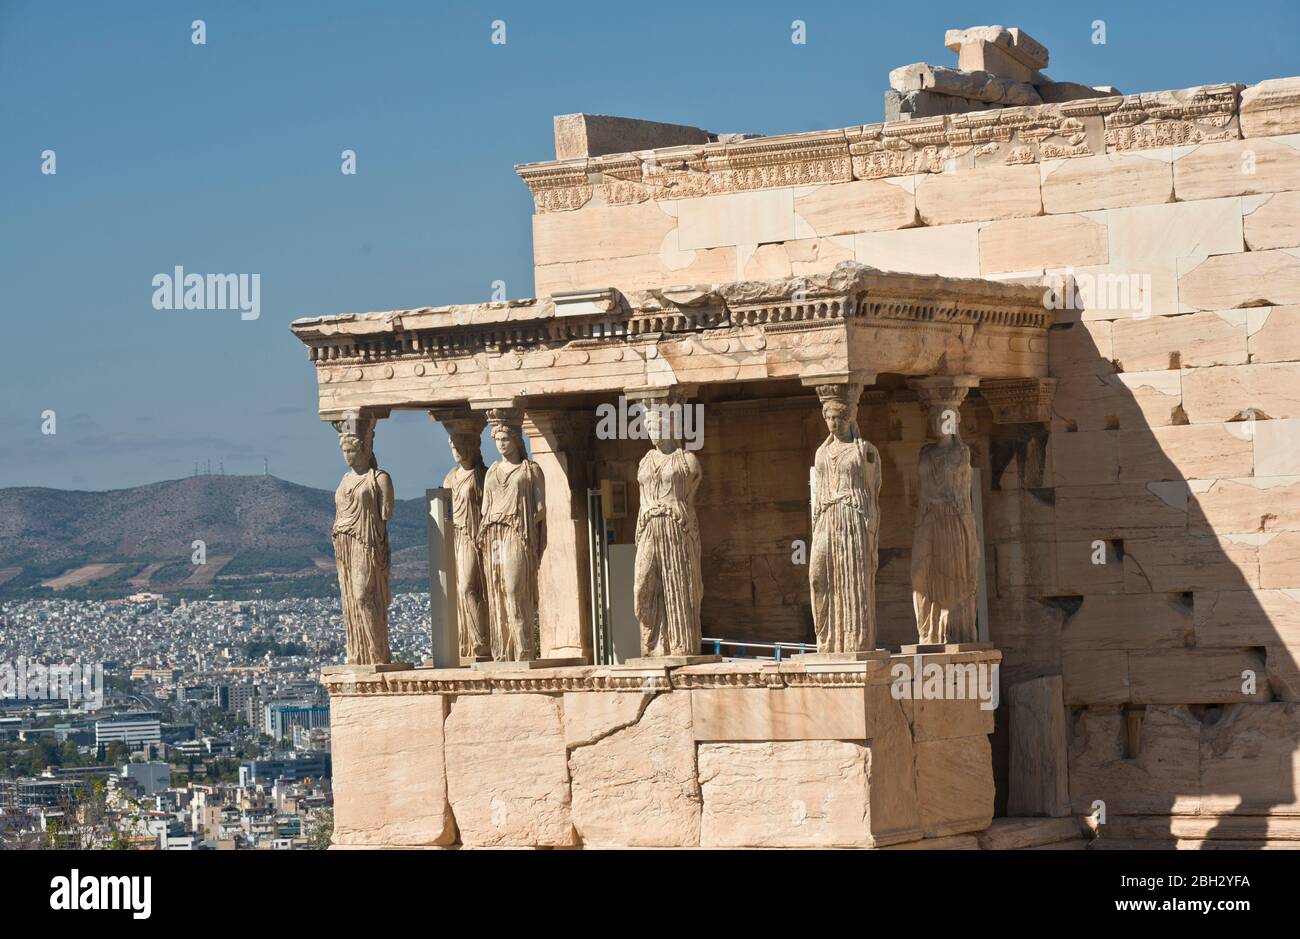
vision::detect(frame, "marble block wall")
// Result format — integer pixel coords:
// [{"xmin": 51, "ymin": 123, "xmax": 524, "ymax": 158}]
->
[
  {"xmin": 324, "ymin": 654, "xmax": 998, "ymax": 849},
  {"xmin": 517, "ymin": 77, "xmax": 1300, "ymax": 847}
]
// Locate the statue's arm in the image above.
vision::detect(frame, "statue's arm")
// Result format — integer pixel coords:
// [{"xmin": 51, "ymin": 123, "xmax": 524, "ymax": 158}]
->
[
  {"xmin": 530, "ymin": 462, "xmax": 546, "ymax": 526},
  {"xmin": 377, "ymin": 471, "xmax": 395, "ymax": 522},
  {"xmin": 685, "ymin": 451, "xmax": 702, "ymax": 501},
  {"xmin": 867, "ymin": 441, "xmax": 882, "ymax": 499},
  {"xmin": 809, "ymin": 457, "xmax": 821, "ymax": 523}
]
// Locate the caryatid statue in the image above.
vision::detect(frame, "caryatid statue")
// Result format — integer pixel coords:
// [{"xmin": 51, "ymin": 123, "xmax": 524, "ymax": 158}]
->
[
  {"xmin": 909, "ymin": 377, "xmax": 981, "ymax": 645},
  {"xmin": 478, "ymin": 408, "xmax": 545, "ymax": 661},
  {"xmin": 633, "ymin": 398, "xmax": 704, "ymax": 658},
  {"xmin": 809, "ymin": 383, "xmax": 883, "ymax": 653},
  {"xmin": 441, "ymin": 415, "xmax": 490, "ymax": 661},
  {"xmin": 330, "ymin": 414, "xmax": 394, "ymax": 665}
]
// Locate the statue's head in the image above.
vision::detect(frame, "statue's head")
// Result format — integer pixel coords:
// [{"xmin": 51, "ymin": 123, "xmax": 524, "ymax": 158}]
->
[
  {"xmin": 333, "ymin": 414, "xmax": 377, "ymax": 471},
  {"xmin": 449, "ymin": 431, "xmax": 482, "ymax": 469},
  {"xmin": 824, "ymin": 402, "xmax": 851, "ymax": 439},
  {"xmin": 816, "ymin": 386, "xmax": 859, "ymax": 442},
  {"xmin": 341, "ymin": 431, "xmax": 373, "ymax": 465},
  {"xmin": 494, "ymin": 426, "xmax": 522, "ymax": 460},
  {"xmin": 811, "ymin": 379, "xmax": 863, "ymax": 439},
  {"xmin": 487, "ymin": 409, "xmax": 524, "ymax": 461},
  {"xmin": 643, "ymin": 404, "xmax": 677, "ymax": 452}
]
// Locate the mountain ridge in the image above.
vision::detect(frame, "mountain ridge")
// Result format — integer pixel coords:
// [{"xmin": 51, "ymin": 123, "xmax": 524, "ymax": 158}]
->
[{"xmin": 0, "ymin": 475, "xmax": 431, "ymax": 599}]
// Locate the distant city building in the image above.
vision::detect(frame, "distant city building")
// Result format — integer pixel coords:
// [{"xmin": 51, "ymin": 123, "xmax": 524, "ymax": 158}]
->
[
  {"xmin": 121, "ymin": 761, "xmax": 171, "ymax": 797},
  {"xmin": 216, "ymin": 683, "xmax": 257, "ymax": 715},
  {"xmin": 95, "ymin": 712, "xmax": 162, "ymax": 751},
  {"xmin": 292, "ymin": 725, "xmax": 330, "ymax": 753},
  {"xmin": 14, "ymin": 777, "xmax": 85, "ymax": 810},
  {"xmin": 178, "ymin": 684, "xmax": 215, "ymax": 706},
  {"xmin": 267, "ymin": 703, "xmax": 328, "ymax": 742},
  {"xmin": 129, "ymin": 668, "xmax": 176, "ymax": 684},
  {"xmin": 239, "ymin": 752, "xmax": 330, "ymax": 787}
]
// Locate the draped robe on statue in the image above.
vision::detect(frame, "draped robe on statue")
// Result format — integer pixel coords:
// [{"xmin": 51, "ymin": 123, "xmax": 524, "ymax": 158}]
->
[
  {"xmin": 479, "ymin": 459, "xmax": 543, "ymax": 661},
  {"xmin": 634, "ymin": 447, "xmax": 704, "ymax": 657},
  {"xmin": 332, "ymin": 468, "xmax": 392, "ymax": 665},
  {"xmin": 446, "ymin": 463, "xmax": 489, "ymax": 659},
  {"xmin": 911, "ymin": 440, "xmax": 981, "ymax": 644},
  {"xmin": 809, "ymin": 437, "xmax": 881, "ymax": 653}
]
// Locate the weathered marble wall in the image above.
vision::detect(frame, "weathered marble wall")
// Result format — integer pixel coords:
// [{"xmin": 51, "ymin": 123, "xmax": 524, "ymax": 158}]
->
[
  {"xmin": 323, "ymin": 653, "xmax": 998, "ymax": 849},
  {"xmin": 522, "ymin": 77, "xmax": 1300, "ymax": 847}
]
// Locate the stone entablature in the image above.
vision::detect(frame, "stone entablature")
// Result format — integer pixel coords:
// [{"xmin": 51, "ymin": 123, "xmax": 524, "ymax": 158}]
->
[
  {"xmin": 515, "ymin": 81, "xmax": 1261, "ymax": 213},
  {"xmin": 290, "ymin": 263, "xmax": 1053, "ymax": 417},
  {"xmin": 324, "ymin": 651, "xmax": 999, "ymax": 849},
  {"xmin": 321, "ymin": 651, "xmax": 1001, "ymax": 696}
]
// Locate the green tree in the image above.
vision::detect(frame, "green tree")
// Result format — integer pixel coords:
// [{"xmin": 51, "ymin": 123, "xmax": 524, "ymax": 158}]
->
[
  {"xmin": 60, "ymin": 740, "xmax": 82, "ymax": 768},
  {"xmin": 304, "ymin": 807, "xmax": 333, "ymax": 850}
]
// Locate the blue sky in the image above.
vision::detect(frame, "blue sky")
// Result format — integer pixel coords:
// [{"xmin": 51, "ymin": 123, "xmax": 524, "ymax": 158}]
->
[{"xmin": 2, "ymin": 0, "xmax": 1297, "ymax": 498}]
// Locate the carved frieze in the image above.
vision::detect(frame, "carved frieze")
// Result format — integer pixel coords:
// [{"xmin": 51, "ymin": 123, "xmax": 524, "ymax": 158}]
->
[
  {"xmin": 980, "ymin": 377, "xmax": 1058, "ymax": 424},
  {"xmin": 516, "ymin": 83, "xmax": 1246, "ymax": 212},
  {"xmin": 1101, "ymin": 83, "xmax": 1241, "ymax": 152}
]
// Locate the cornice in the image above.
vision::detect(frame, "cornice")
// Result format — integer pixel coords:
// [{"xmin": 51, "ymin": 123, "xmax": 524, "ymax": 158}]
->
[
  {"xmin": 515, "ymin": 82, "xmax": 1246, "ymax": 212},
  {"xmin": 290, "ymin": 263, "xmax": 1051, "ymax": 366}
]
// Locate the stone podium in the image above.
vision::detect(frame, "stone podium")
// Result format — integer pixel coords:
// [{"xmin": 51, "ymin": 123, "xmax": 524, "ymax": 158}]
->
[{"xmin": 323, "ymin": 650, "xmax": 998, "ymax": 849}]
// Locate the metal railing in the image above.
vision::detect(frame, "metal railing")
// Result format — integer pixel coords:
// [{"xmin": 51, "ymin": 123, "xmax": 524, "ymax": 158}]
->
[{"xmin": 701, "ymin": 637, "xmax": 817, "ymax": 662}]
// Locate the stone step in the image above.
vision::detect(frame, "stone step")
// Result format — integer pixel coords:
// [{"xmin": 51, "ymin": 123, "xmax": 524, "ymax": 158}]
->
[{"xmin": 976, "ymin": 816, "xmax": 1090, "ymax": 849}]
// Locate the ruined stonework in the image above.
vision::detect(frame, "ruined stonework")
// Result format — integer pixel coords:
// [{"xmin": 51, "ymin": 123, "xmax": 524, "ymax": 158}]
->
[
  {"xmin": 322, "ymin": 654, "xmax": 997, "ymax": 849},
  {"xmin": 296, "ymin": 22, "xmax": 1300, "ymax": 848}
]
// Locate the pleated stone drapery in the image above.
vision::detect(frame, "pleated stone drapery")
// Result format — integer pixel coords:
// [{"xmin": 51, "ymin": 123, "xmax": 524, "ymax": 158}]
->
[
  {"xmin": 634, "ymin": 447, "xmax": 704, "ymax": 657},
  {"xmin": 809, "ymin": 437, "xmax": 882, "ymax": 653}
]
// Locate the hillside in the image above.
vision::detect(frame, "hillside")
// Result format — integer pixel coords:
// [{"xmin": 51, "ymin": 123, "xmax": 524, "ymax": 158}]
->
[{"xmin": 0, "ymin": 475, "xmax": 431, "ymax": 600}]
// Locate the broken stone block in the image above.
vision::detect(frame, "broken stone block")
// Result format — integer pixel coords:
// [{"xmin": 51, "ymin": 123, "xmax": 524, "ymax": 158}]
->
[
  {"xmin": 553, "ymin": 113, "xmax": 712, "ymax": 160},
  {"xmin": 1069, "ymin": 705, "xmax": 1202, "ymax": 815},
  {"xmin": 1245, "ymin": 190, "xmax": 1300, "ymax": 251},
  {"xmin": 444, "ymin": 693, "xmax": 577, "ymax": 847},
  {"xmin": 976, "ymin": 816, "xmax": 1085, "ymax": 849},
  {"xmin": 944, "ymin": 25, "xmax": 1050, "ymax": 70},
  {"xmin": 955, "ymin": 39, "xmax": 1038, "ymax": 84},
  {"xmin": 562, "ymin": 691, "xmax": 653, "ymax": 748},
  {"xmin": 864, "ymin": 682, "xmax": 923, "ymax": 846},
  {"xmin": 884, "ymin": 89, "xmax": 997, "ymax": 121},
  {"xmin": 1240, "ymin": 77, "xmax": 1300, "ymax": 137},
  {"xmin": 914, "ymin": 163, "xmax": 1042, "ymax": 225},
  {"xmin": 1180, "ymin": 251, "xmax": 1300, "ymax": 313},
  {"xmin": 1173, "ymin": 138, "xmax": 1300, "ymax": 202},
  {"xmin": 690, "ymin": 685, "xmax": 868, "ymax": 741},
  {"xmin": 1036, "ymin": 80, "xmax": 1121, "ymax": 103},
  {"xmin": 330, "ymin": 694, "xmax": 456, "ymax": 847},
  {"xmin": 1008, "ymin": 676, "xmax": 1071, "ymax": 817},
  {"xmin": 1040, "ymin": 151, "xmax": 1172, "ymax": 214},
  {"xmin": 888, "ymin": 63, "xmax": 1042, "ymax": 107},
  {"xmin": 568, "ymin": 693, "xmax": 701, "ymax": 847},
  {"xmin": 916, "ymin": 736, "xmax": 995, "ymax": 836},
  {"xmin": 698, "ymin": 740, "xmax": 874, "ymax": 847}
]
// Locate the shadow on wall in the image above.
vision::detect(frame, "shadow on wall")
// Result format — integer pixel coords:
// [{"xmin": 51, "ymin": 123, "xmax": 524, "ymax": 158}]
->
[{"xmin": 985, "ymin": 308, "xmax": 1291, "ymax": 850}]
